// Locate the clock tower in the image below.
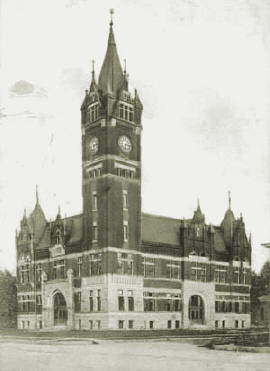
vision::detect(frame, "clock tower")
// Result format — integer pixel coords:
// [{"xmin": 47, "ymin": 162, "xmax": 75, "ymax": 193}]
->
[{"xmin": 80, "ymin": 14, "xmax": 143, "ymax": 252}]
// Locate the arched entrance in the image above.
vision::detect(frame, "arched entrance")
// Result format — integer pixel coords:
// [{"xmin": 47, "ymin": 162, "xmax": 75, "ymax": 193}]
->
[
  {"xmin": 188, "ymin": 295, "xmax": 204, "ymax": 324},
  {"xmin": 53, "ymin": 292, "xmax": 67, "ymax": 326}
]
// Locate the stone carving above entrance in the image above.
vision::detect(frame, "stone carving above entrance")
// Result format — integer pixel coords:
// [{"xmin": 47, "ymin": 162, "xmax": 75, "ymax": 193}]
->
[{"xmin": 50, "ymin": 244, "xmax": 65, "ymax": 258}]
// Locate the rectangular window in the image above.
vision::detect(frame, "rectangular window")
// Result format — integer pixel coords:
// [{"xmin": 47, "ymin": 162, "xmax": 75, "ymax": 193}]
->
[
  {"xmin": 77, "ymin": 257, "xmax": 82, "ymax": 277},
  {"xmin": 21, "ymin": 264, "xmax": 30, "ymax": 283},
  {"xmin": 222, "ymin": 320, "xmax": 225, "ymax": 329},
  {"xmin": 117, "ymin": 253, "xmax": 133, "ymax": 275},
  {"xmin": 27, "ymin": 321, "xmax": 30, "ymax": 328},
  {"xmin": 74, "ymin": 292, "xmax": 81, "ymax": 312},
  {"xmin": 215, "ymin": 266, "xmax": 228, "ymax": 283},
  {"xmin": 235, "ymin": 302, "xmax": 239, "ymax": 313},
  {"xmin": 92, "ymin": 223, "xmax": 98, "ymax": 242},
  {"xmin": 128, "ymin": 296, "xmax": 134, "ymax": 311},
  {"xmin": 118, "ymin": 320, "xmax": 124, "ymax": 329},
  {"xmin": 36, "ymin": 295, "xmax": 42, "ymax": 313},
  {"xmin": 215, "ymin": 320, "xmax": 219, "ymax": 328},
  {"xmin": 242, "ymin": 320, "xmax": 245, "ymax": 328},
  {"xmin": 175, "ymin": 320, "xmax": 180, "ymax": 329},
  {"xmin": 89, "ymin": 290, "xmax": 94, "ymax": 312},
  {"xmin": 166, "ymin": 261, "xmax": 181, "ymax": 280},
  {"xmin": 235, "ymin": 320, "xmax": 239, "ymax": 329},
  {"xmin": 149, "ymin": 321, "xmax": 154, "ymax": 329},
  {"xmin": 123, "ymin": 222, "xmax": 128, "ymax": 242},
  {"xmin": 233, "ymin": 267, "xmax": 240, "ymax": 284},
  {"xmin": 89, "ymin": 103, "xmax": 99, "ymax": 123},
  {"xmin": 36, "ymin": 263, "xmax": 42, "ymax": 282},
  {"xmin": 97, "ymin": 289, "xmax": 101, "ymax": 312},
  {"xmin": 191, "ymin": 262, "xmax": 206, "ymax": 282},
  {"xmin": 128, "ymin": 320, "xmax": 133, "ymax": 329},
  {"xmin": 118, "ymin": 292, "xmax": 125, "ymax": 311},
  {"xmin": 261, "ymin": 307, "xmax": 264, "ymax": 320},
  {"xmin": 167, "ymin": 320, "xmax": 172, "ymax": 329},
  {"xmin": 22, "ymin": 320, "xmax": 25, "ymax": 329},
  {"xmin": 89, "ymin": 320, "xmax": 93, "ymax": 329},
  {"xmin": 92, "ymin": 192, "xmax": 97, "ymax": 211},
  {"xmin": 96, "ymin": 320, "xmax": 101, "ymax": 329},
  {"xmin": 53, "ymin": 259, "xmax": 65, "ymax": 279},
  {"xmin": 123, "ymin": 191, "xmax": 128, "ymax": 209},
  {"xmin": 144, "ymin": 298, "xmax": 155, "ymax": 312},
  {"xmin": 143, "ymin": 257, "xmax": 155, "ymax": 278},
  {"xmin": 89, "ymin": 254, "xmax": 102, "ymax": 276},
  {"xmin": 78, "ymin": 319, "xmax": 81, "ymax": 329}
]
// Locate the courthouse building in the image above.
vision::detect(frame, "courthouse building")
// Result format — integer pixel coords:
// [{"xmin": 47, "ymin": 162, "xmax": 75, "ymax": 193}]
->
[{"xmin": 16, "ymin": 15, "xmax": 252, "ymax": 331}]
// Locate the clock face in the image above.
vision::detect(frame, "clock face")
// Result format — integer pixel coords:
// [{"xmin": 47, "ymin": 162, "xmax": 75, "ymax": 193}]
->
[
  {"xmin": 118, "ymin": 135, "xmax": 132, "ymax": 153},
  {"xmin": 89, "ymin": 137, "xmax": 99, "ymax": 154}
]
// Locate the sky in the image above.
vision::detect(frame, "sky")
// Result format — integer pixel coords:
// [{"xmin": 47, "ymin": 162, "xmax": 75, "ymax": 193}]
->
[{"xmin": 1, "ymin": 0, "xmax": 270, "ymax": 273}]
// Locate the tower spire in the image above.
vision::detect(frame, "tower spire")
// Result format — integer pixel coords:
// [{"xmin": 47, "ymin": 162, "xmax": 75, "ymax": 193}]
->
[
  {"xmin": 98, "ymin": 9, "xmax": 123, "ymax": 95},
  {"xmin": 110, "ymin": 8, "xmax": 114, "ymax": 27},
  {"xmin": 228, "ymin": 191, "xmax": 231, "ymax": 210},
  {"xmin": 123, "ymin": 58, "xmax": 126, "ymax": 75},
  {"xmin": 36, "ymin": 184, "xmax": 39, "ymax": 205},
  {"xmin": 91, "ymin": 60, "xmax": 95, "ymax": 80}
]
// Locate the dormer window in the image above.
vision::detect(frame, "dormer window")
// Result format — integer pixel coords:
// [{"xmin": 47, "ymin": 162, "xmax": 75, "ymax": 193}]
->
[
  {"xmin": 119, "ymin": 103, "xmax": 133, "ymax": 122},
  {"xmin": 89, "ymin": 92, "xmax": 96, "ymax": 103},
  {"xmin": 88, "ymin": 103, "xmax": 99, "ymax": 123}
]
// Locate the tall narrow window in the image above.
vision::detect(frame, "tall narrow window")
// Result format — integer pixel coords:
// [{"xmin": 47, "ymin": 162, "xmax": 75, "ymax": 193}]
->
[
  {"xmin": 166, "ymin": 261, "xmax": 181, "ymax": 279},
  {"xmin": 89, "ymin": 290, "xmax": 94, "ymax": 312},
  {"xmin": 89, "ymin": 103, "xmax": 99, "ymax": 123},
  {"xmin": 56, "ymin": 229, "xmax": 61, "ymax": 245},
  {"xmin": 92, "ymin": 192, "xmax": 97, "ymax": 211},
  {"xmin": 36, "ymin": 263, "xmax": 42, "ymax": 282},
  {"xmin": 97, "ymin": 289, "xmax": 101, "ymax": 312},
  {"xmin": 89, "ymin": 254, "xmax": 102, "ymax": 276},
  {"xmin": 233, "ymin": 267, "xmax": 240, "ymax": 284},
  {"xmin": 123, "ymin": 190, "xmax": 128, "ymax": 209},
  {"xmin": 53, "ymin": 259, "xmax": 65, "ymax": 279},
  {"xmin": 78, "ymin": 257, "xmax": 82, "ymax": 277},
  {"xmin": 118, "ymin": 290, "xmax": 125, "ymax": 311},
  {"xmin": 123, "ymin": 221, "xmax": 128, "ymax": 242},
  {"xmin": 143, "ymin": 258, "xmax": 155, "ymax": 278},
  {"xmin": 117, "ymin": 253, "xmax": 133, "ymax": 275},
  {"xmin": 92, "ymin": 222, "xmax": 98, "ymax": 242},
  {"xmin": 128, "ymin": 290, "xmax": 134, "ymax": 311}
]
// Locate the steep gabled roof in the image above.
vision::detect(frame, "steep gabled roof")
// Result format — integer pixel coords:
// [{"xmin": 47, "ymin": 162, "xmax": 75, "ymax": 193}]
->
[
  {"xmin": 98, "ymin": 21, "xmax": 124, "ymax": 96},
  {"xmin": 141, "ymin": 213, "xmax": 181, "ymax": 246}
]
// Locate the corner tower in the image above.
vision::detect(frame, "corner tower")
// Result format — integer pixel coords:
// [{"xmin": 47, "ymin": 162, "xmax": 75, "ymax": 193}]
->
[{"xmin": 80, "ymin": 12, "xmax": 143, "ymax": 251}]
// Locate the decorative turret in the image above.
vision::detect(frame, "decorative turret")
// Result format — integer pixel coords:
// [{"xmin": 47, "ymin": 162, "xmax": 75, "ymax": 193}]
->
[
  {"xmin": 28, "ymin": 185, "xmax": 47, "ymax": 244},
  {"xmin": 221, "ymin": 191, "xmax": 235, "ymax": 248},
  {"xmin": 192, "ymin": 199, "xmax": 205, "ymax": 224}
]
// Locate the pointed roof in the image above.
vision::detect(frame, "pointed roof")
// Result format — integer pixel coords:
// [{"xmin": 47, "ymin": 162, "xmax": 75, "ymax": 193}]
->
[
  {"xmin": 221, "ymin": 191, "xmax": 235, "ymax": 228},
  {"xmin": 98, "ymin": 15, "xmax": 124, "ymax": 96},
  {"xmin": 192, "ymin": 199, "xmax": 205, "ymax": 224},
  {"xmin": 28, "ymin": 186, "xmax": 47, "ymax": 243}
]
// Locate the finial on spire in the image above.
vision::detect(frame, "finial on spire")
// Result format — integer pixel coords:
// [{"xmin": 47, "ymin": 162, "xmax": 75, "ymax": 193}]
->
[
  {"xmin": 23, "ymin": 208, "xmax": 26, "ymax": 218},
  {"xmin": 197, "ymin": 198, "xmax": 200, "ymax": 209},
  {"xmin": 91, "ymin": 59, "xmax": 95, "ymax": 79},
  {"xmin": 36, "ymin": 184, "xmax": 39, "ymax": 205},
  {"xmin": 228, "ymin": 191, "xmax": 231, "ymax": 210},
  {"xmin": 57, "ymin": 205, "xmax": 61, "ymax": 219},
  {"xmin": 123, "ymin": 58, "xmax": 126, "ymax": 75},
  {"xmin": 110, "ymin": 8, "xmax": 114, "ymax": 27}
]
